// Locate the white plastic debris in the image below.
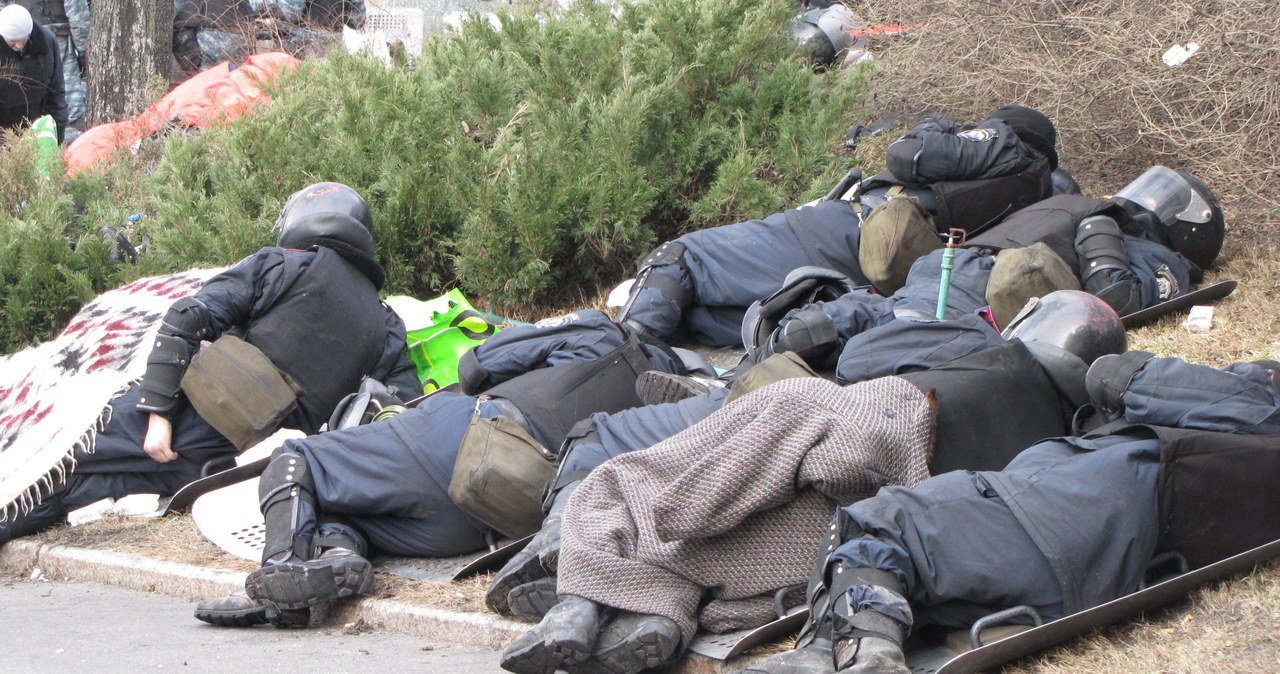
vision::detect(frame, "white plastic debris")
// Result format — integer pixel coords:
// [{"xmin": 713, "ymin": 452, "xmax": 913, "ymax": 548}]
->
[
  {"xmin": 67, "ymin": 498, "xmax": 115, "ymax": 526},
  {"xmin": 1182, "ymin": 305, "xmax": 1215, "ymax": 333},
  {"xmin": 1162, "ymin": 42, "xmax": 1201, "ymax": 67},
  {"xmin": 606, "ymin": 279, "xmax": 636, "ymax": 308},
  {"xmin": 113, "ymin": 493, "xmax": 162, "ymax": 517}
]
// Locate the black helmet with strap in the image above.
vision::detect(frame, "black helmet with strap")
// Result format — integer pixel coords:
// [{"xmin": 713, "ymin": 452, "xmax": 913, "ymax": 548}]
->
[
  {"xmin": 275, "ymin": 182, "xmax": 375, "ymax": 259},
  {"xmin": 1112, "ymin": 166, "xmax": 1224, "ymax": 269}
]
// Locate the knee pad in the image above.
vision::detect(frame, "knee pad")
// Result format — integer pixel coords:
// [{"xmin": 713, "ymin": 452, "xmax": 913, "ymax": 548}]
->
[{"xmin": 617, "ymin": 242, "xmax": 692, "ymax": 322}]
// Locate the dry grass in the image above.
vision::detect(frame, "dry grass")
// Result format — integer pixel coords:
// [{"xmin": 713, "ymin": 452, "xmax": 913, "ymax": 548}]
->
[
  {"xmin": 847, "ymin": 0, "xmax": 1280, "ymax": 210},
  {"xmin": 1004, "ymin": 558, "xmax": 1280, "ymax": 673}
]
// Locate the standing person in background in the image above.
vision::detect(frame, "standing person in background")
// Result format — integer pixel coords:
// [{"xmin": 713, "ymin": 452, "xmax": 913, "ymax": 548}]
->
[
  {"xmin": 0, "ymin": 3, "xmax": 67, "ymax": 142},
  {"xmin": 14, "ymin": 0, "xmax": 87, "ymax": 142}
]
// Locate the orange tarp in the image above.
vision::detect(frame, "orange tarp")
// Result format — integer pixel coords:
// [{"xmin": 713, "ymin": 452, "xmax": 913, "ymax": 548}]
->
[{"xmin": 65, "ymin": 52, "xmax": 300, "ymax": 175}]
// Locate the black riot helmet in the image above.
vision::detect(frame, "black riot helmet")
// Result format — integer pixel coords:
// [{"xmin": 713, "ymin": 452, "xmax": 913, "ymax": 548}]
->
[
  {"xmin": 274, "ymin": 182, "xmax": 375, "ymax": 258},
  {"xmin": 1112, "ymin": 166, "xmax": 1224, "ymax": 269},
  {"xmin": 790, "ymin": 4, "xmax": 864, "ymax": 65},
  {"xmin": 1001, "ymin": 290, "xmax": 1127, "ymax": 366}
]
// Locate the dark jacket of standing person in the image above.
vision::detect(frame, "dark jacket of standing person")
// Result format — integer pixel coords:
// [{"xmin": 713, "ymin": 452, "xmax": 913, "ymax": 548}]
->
[{"xmin": 0, "ymin": 5, "xmax": 67, "ymax": 142}]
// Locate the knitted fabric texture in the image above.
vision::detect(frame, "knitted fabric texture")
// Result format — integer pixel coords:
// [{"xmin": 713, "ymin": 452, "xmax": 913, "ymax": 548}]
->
[{"xmin": 557, "ymin": 376, "xmax": 934, "ymax": 645}]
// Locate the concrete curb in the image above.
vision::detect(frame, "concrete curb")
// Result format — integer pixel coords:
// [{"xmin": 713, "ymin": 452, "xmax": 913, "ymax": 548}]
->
[{"xmin": 0, "ymin": 539, "xmax": 764, "ymax": 671}]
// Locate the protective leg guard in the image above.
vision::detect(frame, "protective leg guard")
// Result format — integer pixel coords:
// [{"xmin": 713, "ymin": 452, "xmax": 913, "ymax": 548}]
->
[
  {"xmin": 257, "ymin": 447, "xmax": 319, "ymax": 566},
  {"xmin": 1075, "ymin": 215, "xmax": 1130, "ymax": 293},
  {"xmin": 246, "ymin": 520, "xmax": 373, "ymax": 612},
  {"xmin": 767, "ymin": 305, "xmax": 841, "ymax": 368},
  {"xmin": 565, "ymin": 611, "xmax": 682, "ymax": 674},
  {"xmin": 500, "ymin": 595, "xmax": 602, "ymax": 674},
  {"xmin": 828, "ymin": 568, "xmax": 910, "ymax": 673},
  {"xmin": 1085, "ymin": 350, "xmax": 1157, "ymax": 419},
  {"xmin": 1076, "ymin": 215, "xmax": 1143, "ymax": 314},
  {"xmin": 486, "ymin": 481, "xmax": 580, "ymax": 616},
  {"xmin": 615, "ymin": 242, "xmax": 692, "ymax": 338}
]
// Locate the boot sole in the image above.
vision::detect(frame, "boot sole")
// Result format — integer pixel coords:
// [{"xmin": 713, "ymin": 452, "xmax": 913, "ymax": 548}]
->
[
  {"xmin": 635, "ymin": 371, "xmax": 710, "ymax": 405},
  {"xmin": 502, "ymin": 633, "xmax": 592, "ymax": 674},
  {"xmin": 593, "ymin": 619, "xmax": 680, "ymax": 673},
  {"xmin": 486, "ymin": 547, "xmax": 550, "ymax": 616},
  {"xmin": 245, "ymin": 556, "xmax": 373, "ymax": 610},
  {"xmin": 507, "ymin": 577, "xmax": 559, "ymax": 622},
  {"xmin": 193, "ymin": 606, "xmax": 270, "ymax": 628}
]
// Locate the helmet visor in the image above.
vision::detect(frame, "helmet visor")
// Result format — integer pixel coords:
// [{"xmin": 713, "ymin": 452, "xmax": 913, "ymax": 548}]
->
[{"xmin": 1114, "ymin": 166, "xmax": 1213, "ymax": 225}]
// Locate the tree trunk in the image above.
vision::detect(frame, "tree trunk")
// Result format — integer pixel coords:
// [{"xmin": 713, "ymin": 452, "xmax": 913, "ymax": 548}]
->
[{"xmin": 85, "ymin": 0, "xmax": 171, "ymax": 127}]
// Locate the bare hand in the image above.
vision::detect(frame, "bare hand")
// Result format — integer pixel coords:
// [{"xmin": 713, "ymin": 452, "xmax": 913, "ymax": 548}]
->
[{"xmin": 143, "ymin": 413, "xmax": 177, "ymax": 463}]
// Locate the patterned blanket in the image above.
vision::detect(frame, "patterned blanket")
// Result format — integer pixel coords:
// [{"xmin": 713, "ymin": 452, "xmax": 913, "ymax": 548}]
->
[{"xmin": 0, "ymin": 269, "xmax": 224, "ymax": 520}]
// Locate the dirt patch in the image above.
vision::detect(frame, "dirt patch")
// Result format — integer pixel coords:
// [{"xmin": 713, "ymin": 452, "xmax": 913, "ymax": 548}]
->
[
  {"xmin": 24, "ymin": 516, "xmax": 492, "ymax": 613},
  {"xmin": 32, "ymin": 515, "xmax": 257, "ymax": 573}
]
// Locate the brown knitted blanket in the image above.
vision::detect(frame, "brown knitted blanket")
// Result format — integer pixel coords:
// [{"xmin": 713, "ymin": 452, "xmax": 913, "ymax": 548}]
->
[{"xmin": 557, "ymin": 376, "xmax": 934, "ymax": 644}]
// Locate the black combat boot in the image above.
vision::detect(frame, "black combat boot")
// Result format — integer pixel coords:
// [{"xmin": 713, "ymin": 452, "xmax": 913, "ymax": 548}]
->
[
  {"xmin": 566, "ymin": 610, "xmax": 683, "ymax": 674},
  {"xmin": 635, "ymin": 370, "xmax": 725, "ymax": 405},
  {"xmin": 500, "ymin": 595, "xmax": 603, "ymax": 674},
  {"xmin": 740, "ymin": 637, "xmax": 836, "ymax": 674},
  {"xmin": 487, "ymin": 481, "xmax": 579, "ymax": 617},
  {"xmin": 193, "ymin": 589, "xmax": 310, "ymax": 628},
  {"xmin": 246, "ymin": 545, "xmax": 374, "ymax": 612}
]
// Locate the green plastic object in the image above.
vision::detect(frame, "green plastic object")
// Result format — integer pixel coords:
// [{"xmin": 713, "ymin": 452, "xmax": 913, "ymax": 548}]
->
[
  {"xmin": 27, "ymin": 115, "xmax": 59, "ymax": 176},
  {"xmin": 385, "ymin": 290, "xmax": 500, "ymax": 392},
  {"xmin": 935, "ymin": 246, "xmax": 955, "ymax": 320}
]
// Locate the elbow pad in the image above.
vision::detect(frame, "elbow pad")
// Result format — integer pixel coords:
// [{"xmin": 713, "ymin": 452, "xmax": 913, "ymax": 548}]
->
[
  {"xmin": 160, "ymin": 296, "xmax": 213, "ymax": 341},
  {"xmin": 137, "ymin": 333, "xmax": 197, "ymax": 414}
]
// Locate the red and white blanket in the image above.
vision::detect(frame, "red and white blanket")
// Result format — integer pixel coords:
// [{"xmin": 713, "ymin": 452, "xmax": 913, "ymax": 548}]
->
[{"xmin": 0, "ymin": 269, "xmax": 225, "ymax": 520}]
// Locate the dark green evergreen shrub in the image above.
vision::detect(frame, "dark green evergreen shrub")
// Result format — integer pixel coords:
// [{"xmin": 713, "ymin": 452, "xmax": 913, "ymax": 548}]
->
[
  {"xmin": 0, "ymin": 0, "xmax": 867, "ymax": 351},
  {"xmin": 146, "ymin": 0, "xmax": 867, "ymax": 310}
]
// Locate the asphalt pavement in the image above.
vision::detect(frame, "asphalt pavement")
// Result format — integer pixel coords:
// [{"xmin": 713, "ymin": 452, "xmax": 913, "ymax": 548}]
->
[{"xmin": 0, "ymin": 574, "xmax": 506, "ymax": 673}]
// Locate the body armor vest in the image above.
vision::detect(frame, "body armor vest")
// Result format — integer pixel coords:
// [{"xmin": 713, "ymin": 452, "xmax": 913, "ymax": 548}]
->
[
  {"xmin": 483, "ymin": 336, "xmax": 657, "ymax": 450},
  {"xmin": 967, "ymin": 194, "xmax": 1123, "ymax": 271},
  {"xmin": 900, "ymin": 340, "xmax": 1075, "ymax": 474},
  {"xmin": 239, "ymin": 246, "xmax": 386, "ymax": 433},
  {"xmin": 861, "ymin": 155, "xmax": 1053, "ymax": 237},
  {"xmin": 1090, "ymin": 422, "xmax": 1280, "ymax": 570}
]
